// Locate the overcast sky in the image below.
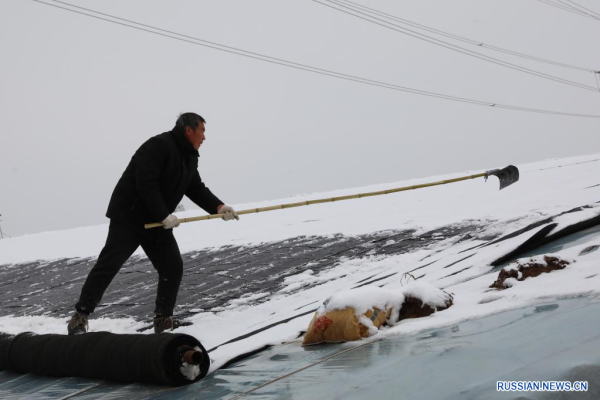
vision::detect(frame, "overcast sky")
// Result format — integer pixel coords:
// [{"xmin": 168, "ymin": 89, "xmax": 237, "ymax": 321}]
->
[{"xmin": 1, "ymin": 0, "xmax": 599, "ymax": 238}]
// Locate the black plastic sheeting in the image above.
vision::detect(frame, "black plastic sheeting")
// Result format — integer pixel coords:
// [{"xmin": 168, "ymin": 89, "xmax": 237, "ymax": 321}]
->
[
  {"xmin": 0, "ymin": 225, "xmax": 481, "ymax": 321},
  {"xmin": 0, "ymin": 331, "xmax": 210, "ymax": 386}
]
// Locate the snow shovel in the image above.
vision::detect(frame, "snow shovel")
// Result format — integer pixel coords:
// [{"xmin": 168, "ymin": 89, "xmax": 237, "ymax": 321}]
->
[{"xmin": 145, "ymin": 165, "xmax": 519, "ymax": 229}]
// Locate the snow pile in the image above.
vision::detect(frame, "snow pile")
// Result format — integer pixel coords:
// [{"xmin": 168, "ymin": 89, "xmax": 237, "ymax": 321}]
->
[
  {"xmin": 318, "ymin": 281, "xmax": 452, "ymax": 326},
  {"xmin": 302, "ymin": 286, "xmax": 398, "ymax": 345},
  {"xmin": 302, "ymin": 281, "xmax": 452, "ymax": 345},
  {"xmin": 399, "ymin": 281, "xmax": 454, "ymax": 311},
  {"xmin": 320, "ymin": 286, "xmax": 405, "ymax": 324}
]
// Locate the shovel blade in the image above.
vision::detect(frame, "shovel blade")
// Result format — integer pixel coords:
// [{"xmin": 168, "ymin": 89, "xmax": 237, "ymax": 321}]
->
[{"xmin": 485, "ymin": 165, "xmax": 519, "ymax": 190}]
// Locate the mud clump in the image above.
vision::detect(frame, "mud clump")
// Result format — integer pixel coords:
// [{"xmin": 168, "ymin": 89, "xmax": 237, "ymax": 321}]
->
[
  {"xmin": 490, "ymin": 255, "xmax": 570, "ymax": 290},
  {"xmin": 397, "ymin": 294, "xmax": 453, "ymax": 321}
]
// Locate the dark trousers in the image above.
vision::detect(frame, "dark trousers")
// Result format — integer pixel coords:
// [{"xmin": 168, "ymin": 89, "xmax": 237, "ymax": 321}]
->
[{"xmin": 75, "ymin": 220, "xmax": 183, "ymax": 317}]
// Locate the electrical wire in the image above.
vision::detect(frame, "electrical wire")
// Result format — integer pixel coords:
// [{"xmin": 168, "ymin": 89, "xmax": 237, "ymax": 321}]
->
[
  {"xmin": 534, "ymin": 0, "xmax": 600, "ymax": 20},
  {"xmin": 554, "ymin": 0, "xmax": 600, "ymax": 18},
  {"xmin": 538, "ymin": 0, "xmax": 591, "ymax": 17},
  {"xmin": 333, "ymin": 0, "xmax": 596, "ymax": 73},
  {"xmin": 31, "ymin": 0, "xmax": 600, "ymax": 119},
  {"xmin": 556, "ymin": 0, "xmax": 595, "ymax": 15},
  {"xmin": 314, "ymin": 0, "xmax": 599, "ymax": 92},
  {"xmin": 561, "ymin": 0, "xmax": 600, "ymax": 18}
]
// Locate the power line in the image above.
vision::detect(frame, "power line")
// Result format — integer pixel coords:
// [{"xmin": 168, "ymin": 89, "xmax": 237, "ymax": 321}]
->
[
  {"xmin": 561, "ymin": 0, "xmax": 600, "ymax": 18},
  {"xmin": 534, "ymin": 0, "xmax": 600, "ymax": 20},
  {"xmin": 538, "ymin": 0, "xmax": 595, "ymax": 18},
  {"xmin": 334, "ymin": 0, "xmax": 596, "ymax": 73},
  {"xmin": 555, "ymin": 0, "xmax": 595, "ymax": 15},
  {"xmin": 556, "ymin": 0, "xmax": 596, "ymax": 16},
  {"xmin": 31, "ymin": 0, "xmax": 600, "ymax": 119},
  {"xmin": 553, "ymin": 0, "xmax": 600, "ymax": 18},
  {"xmin": 314, "ymin": 0, "xmax": 599, "ymax": 93}
]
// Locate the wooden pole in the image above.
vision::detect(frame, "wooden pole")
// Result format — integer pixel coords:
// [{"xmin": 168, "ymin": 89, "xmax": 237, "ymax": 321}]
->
[{"xmin": 145, "ymin": 172, "xmax": 487, "ymax": 229}]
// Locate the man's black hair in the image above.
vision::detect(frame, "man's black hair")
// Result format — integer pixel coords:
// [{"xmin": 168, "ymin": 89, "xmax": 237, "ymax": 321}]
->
[{"xmin": 176, "ymin": 112, "xmax": 206, "ymax": 131}]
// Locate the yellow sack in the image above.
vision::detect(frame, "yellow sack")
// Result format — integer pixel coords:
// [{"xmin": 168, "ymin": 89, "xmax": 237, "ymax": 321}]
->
[{"xmin": 302, "ymin": 307, "xmax": 390, "ymax": 346}]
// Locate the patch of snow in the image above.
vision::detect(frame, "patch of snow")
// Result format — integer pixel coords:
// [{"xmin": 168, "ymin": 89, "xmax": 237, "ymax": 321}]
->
[
  {"xmin": 228, "ymin": 292, "xmax": 270, "ymax": 307},
  {"xmin": 503, "ymin": 278, "xmax": 519, "ymax": 288},
  {"xmin": 399, "ymin": 281, "xmax": 452, "ymax": 310},
  {"xmin": 358, "ymin": 314, "xmax": 380, "ymax": 336},
  {"xmin": 0, "ymin": 315, "xmax": 145, "ymax": 335},
  {"xmin": 321, "ymin": 286, "xmax": 405, "ymax": 316},
  {"xmin": 180, "ymin": 346, "xmax": 202, "ymax": 381},
  {"xmin": 550, "ymin": 204, "xmax": 600, "ymax": 235}
]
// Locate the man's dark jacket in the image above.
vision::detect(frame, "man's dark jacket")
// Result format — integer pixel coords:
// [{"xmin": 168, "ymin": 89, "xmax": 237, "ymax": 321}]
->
[{"xmin": 106, "ymin": 127, "xmax": 222, "ymax": 226}]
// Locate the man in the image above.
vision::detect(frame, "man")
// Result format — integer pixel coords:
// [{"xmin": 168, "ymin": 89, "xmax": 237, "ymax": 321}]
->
[{"xmin": 68, "ymin": 112, "xmax": 238, "ymax": 335}]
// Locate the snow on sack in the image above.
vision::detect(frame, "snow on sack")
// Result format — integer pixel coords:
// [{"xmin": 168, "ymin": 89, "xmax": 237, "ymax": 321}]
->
[
  {"xmin": 302, "ymin": 282, "xmax": 452, "ymax": 345},
  {"xmin": 397, "ymin": 281, "xmax": 454, "ymax": 321}
]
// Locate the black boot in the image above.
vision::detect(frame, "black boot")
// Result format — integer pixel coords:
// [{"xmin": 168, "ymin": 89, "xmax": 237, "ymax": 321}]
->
[
  {"xmin": 67, "ymin": 311, "xmax": 89, "ymax": 336},
  {"xmin": 153, "ymin": 315, "xmax": 182, "ymax": 333}
]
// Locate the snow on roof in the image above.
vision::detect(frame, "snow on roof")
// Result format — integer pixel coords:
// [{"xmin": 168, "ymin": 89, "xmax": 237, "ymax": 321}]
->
[
  {"xmin": 1, "ymin": 153, "xmax": 598, "ymax": 266},
  {"xmin": 1, "ymin": 153, "xmax": 600, "ymax": 388}
]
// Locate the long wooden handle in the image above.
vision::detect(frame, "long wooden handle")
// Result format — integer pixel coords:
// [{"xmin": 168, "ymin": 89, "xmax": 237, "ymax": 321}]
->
[{"xmin": 145, "ymin": 172, "xmax": 486, "ymax": 229}]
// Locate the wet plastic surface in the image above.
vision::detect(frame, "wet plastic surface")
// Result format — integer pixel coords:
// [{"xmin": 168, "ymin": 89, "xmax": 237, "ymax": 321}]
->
[
  {"xmin": 0, "ymin": 374, "xmax": 100, "ymax": 400},
  {"xmin": 494, "ymin": 223, "xmax": 600, "ymax": 271},
  {"xmin": 0, "ymin": 296, "xmax": 598, "ymax": 399},
  {"xmin": 521, "ymin": 224, "xmax": 600, "ymax": 256},
  {"xmin": 146, "ymin": 297, "xmax": 598, "ymax": 399},
  {"xmin": 26, "ymin": 296, "xmax": 592, "ymax": 399}
]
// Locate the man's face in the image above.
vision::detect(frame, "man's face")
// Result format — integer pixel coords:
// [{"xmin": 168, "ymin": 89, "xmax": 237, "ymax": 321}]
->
[{"xmin": 185, "ymin": 122, "xmax": 206, "ymax": 150}]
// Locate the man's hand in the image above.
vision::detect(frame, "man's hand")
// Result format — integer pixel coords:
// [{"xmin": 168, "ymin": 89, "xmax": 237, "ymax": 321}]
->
[
  {"xmin": 218, "ymin": 205, "xmax": 239, "ymax": 221},
  {"xmin": 162, "ymin": 214, "xmax": 180, "ymax": 229}
]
